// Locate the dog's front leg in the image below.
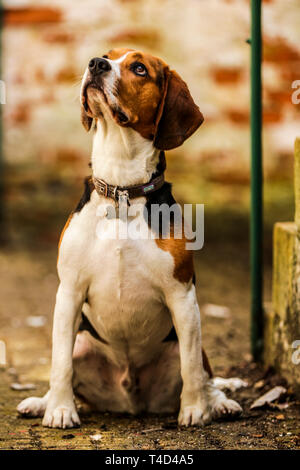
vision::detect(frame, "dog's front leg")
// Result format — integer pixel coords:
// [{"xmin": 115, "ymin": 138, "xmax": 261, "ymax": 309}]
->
[
  {"xmin": 165, "ymin": 283, "xmax": 211, "ymax": 426},
  {"xmin": 42, "ymin": 284, "xmax": 83, "ymax": 429}
]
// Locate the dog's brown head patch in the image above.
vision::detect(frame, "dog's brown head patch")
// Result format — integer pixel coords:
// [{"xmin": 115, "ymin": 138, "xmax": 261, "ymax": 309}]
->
[{"xmin": 81, "ymin": 48, "xmax": 204, "ymax": 149}]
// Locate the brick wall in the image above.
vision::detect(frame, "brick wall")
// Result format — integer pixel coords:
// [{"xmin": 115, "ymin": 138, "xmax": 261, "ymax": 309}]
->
[{"xmin": 3, "ymin": 0, "xmax": 300, "ymax": 183}]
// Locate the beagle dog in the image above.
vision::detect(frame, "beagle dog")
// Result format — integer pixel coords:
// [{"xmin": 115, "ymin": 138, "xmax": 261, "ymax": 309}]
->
[{"xmin": 17, "ymin": 48, "xmax": 246, "ymax": 429}]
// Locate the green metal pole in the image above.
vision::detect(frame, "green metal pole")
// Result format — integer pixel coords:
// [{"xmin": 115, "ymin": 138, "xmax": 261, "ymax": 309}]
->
[{"xmin": 250, "ymin": 0, "xmax": 263, "ymax": 361}]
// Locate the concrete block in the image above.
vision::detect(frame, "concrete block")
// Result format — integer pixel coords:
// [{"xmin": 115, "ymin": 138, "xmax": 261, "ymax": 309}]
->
[{"xmin": 264, "ymin": 222, "xmax": 300, "ymax": 393}]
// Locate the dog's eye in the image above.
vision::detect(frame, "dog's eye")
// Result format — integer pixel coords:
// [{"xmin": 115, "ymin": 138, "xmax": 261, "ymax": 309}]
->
[
  {"xmin": 131, "ymin": 62, "xmax": 148, "ymax": 77},
  {"xmin": 102, "ymin": 55, "xmax": 108, "ymax": 59}
]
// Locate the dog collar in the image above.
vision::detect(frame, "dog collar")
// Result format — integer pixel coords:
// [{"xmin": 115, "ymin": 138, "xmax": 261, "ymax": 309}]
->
[
  {"xmin": 92, "ymin": 152, "xmax": 166, "ymax": 204},
  {"xmin": 93, "ymin": 172, "xmax": 165, "ymax": 203}
]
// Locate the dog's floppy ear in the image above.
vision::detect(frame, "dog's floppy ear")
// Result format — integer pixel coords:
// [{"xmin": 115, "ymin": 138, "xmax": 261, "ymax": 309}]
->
[
  {"xmin": 81, "ymin": 104, "xmax": 93, "ymax": 132},
  {"xmin": 154, "ymin": 69, "xmax": 204, "ymax": 150}
]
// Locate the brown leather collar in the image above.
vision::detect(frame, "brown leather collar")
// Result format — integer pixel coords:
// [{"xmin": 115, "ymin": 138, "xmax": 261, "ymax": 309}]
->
[
  {"xmin": 93, "ymin": 172, "xmax": 165, "ymax": 202},
  {"xmin": 92, "ymin": 152, "xmax": 166, "ymax": 203}
]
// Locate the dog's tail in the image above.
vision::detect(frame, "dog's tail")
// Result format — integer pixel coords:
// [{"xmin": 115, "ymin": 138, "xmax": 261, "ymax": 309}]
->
[{"xmin": 119, "ymin": 365, "xmax": 136, "ymax": 392}]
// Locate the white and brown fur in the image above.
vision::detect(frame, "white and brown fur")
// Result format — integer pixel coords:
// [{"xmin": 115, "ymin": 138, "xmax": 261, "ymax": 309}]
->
[{"xmin": 17, "ymin": 48, "xmax": 246, "ymax": 428}]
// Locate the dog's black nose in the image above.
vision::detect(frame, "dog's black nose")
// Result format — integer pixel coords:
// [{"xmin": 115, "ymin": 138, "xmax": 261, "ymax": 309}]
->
[{"xmin": 88, "ymin": 57, "xmax": 111, "ymax": 75}]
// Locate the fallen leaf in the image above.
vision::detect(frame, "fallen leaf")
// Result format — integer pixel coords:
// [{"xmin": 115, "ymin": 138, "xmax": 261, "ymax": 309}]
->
[
  {"xmin": 269, "ymin": 402, "xmax": 289, "ymax": 410},
  {"xmin": 275, "ymin": 414, "xmax": 285, "ymax": 420},
  {"xmin": 254, "ymin": 380, "xmax": 264, "ymax": 389},
  {"xmin": 90, "ymin": 434, "xmax": 102, "ymax": 441},
  {"xmin": 202, "ymin": 303, "xmax": 231, "ymax": 319},
  {"xmin": 25, "ymin": 316, "xmax": 46, "ymax": 328},
  {"xmin": 11, "ymin": 383, "xmax": 36, "ymax": 391},
  {"xmin": 252, "ymin": 434, "xmax": 263, "ymax": 438},
  {"xmin": 250, "ymin": 386, "xmax": 287, "ymax": 409}
]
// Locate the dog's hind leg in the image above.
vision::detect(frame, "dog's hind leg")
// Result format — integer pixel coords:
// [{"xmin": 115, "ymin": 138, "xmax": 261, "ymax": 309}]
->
[
  {"xmin": 17, "ymin": 390, "xmax": 50, "ymax": 418},
  {"xmin": 72, "ymin": 331, "xmax": 140, "ymax": 414},
  {"xmin": 211, "ymin": 377, "xmax": 248, "ymax": 392},
  {"xmin": 206, "ymin": 382, "xmax": 243, "ymax": 419}
]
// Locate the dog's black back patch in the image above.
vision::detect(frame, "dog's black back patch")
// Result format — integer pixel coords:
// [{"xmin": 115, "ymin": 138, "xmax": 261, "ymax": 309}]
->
[
  {"xmin": 144, "ymin": 181, "xmax": 178, "ymax": 237},
  {"xmin": 74, "ymin": 176, "xmax": 94, "ymax": 213}
]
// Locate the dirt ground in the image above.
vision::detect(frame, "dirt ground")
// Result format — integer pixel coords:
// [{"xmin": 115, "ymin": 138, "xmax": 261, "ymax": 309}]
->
[
  {"xmin": 0, "ymin": 244, "xmax": 299, "ymax": 450},
  {"xmin": 0, "ymin": 162, "xmax": 299, "ymax": 450}
]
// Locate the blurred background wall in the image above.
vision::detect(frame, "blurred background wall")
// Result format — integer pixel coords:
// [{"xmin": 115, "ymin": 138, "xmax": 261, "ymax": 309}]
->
[
  {"xmin": 2, "ymin": 0, "xmax": 300, "ymax": 250},
  {"xmin": 1, "ymin": 0, "xmax": 300, "ymax": 386}
]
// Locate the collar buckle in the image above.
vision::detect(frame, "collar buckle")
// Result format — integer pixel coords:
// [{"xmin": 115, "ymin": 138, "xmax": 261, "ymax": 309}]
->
[
  {"xmin": 117, "ymin": 189, "xmax": 130, "ymax": 206},
  {"xmin": 97, "ymin": 179, "xmax": 108, "ymax": 197}
]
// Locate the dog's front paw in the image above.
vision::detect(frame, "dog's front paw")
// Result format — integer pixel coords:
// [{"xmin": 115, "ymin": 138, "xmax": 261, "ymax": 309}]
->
[
  {"xmin": 42, "ymin": 403, "xmax": 80, "ymax": 429},
  {"xmin": 178, "ymin": 402, "xmax": 212, "ymax": 427}
]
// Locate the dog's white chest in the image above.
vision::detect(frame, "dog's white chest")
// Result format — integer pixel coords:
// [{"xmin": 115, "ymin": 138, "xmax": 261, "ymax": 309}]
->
[
  {"xmin": 88, "ymin": 232, "xmax": 160, "ymax": 309},
  {"xmin": 59, "ymin": 194, "xmax": 173, "ymax": 365}
]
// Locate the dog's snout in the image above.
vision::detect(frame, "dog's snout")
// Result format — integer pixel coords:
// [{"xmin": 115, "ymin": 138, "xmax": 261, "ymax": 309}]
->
[{"xmin": 88, "ymin": 57, "xmax": 111, "ymax": 75}]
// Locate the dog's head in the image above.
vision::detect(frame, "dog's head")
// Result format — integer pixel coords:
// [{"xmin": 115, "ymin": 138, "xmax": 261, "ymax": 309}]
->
[{"xmin": 80, "ymin": 48, "xmax": 204, "ymax": 150}]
